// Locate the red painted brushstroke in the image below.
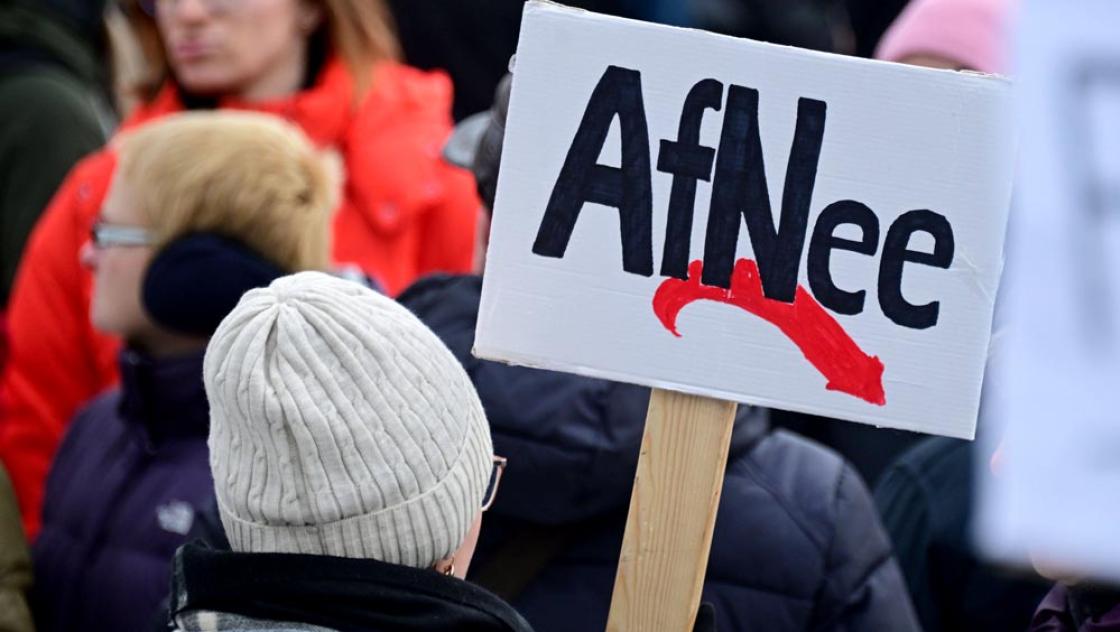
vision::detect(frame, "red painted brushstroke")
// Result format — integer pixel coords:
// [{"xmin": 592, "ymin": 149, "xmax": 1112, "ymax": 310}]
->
[{"xmin": 652, "ymin": 259, "xmax": 886, "ymax": 406}]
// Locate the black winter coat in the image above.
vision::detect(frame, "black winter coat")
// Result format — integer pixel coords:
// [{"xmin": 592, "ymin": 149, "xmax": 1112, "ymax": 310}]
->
[
  {"xmin": 875, "ymin": 437, "xmax": 1051, "ymax": 632},
  {"xmin": 398, "ymin": 274, "xmax": 920, "ymax": 632}
]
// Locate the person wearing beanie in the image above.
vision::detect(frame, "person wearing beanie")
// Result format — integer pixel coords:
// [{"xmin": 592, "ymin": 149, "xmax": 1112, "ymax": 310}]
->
[
  {"xmin": 30, "ymin": 111, "xmax": 335, "ymax": 632},
  {"xmin": 395, "ymin": 78, "xmax": 919, "ymax": 632},
  {"xmin": 164, "ymin": 271, "xmax": 533, "ymax": 632}
]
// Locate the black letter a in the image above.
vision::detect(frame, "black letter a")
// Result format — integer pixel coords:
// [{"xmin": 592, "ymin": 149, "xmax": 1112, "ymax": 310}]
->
[{"xmin": 532, "ymin": 66, "xmax": 654, "ymax": 276}]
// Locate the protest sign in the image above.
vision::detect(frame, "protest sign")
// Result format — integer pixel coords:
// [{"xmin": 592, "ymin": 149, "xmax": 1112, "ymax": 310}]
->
[
  {"xmin": 475, "ymin": 2, "xmax": 1014, "ymax": 628},
  {"xmin": 476, "ymin": 1, "xmax": 1014, "ymax": 440},
  {"xmin": 977, "ymin": 0, "xmax": 1120, "ymax": 583}
]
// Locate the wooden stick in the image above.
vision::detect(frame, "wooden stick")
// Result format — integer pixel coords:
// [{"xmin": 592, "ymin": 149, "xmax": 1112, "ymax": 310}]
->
[{"xmin": 606, "ymin": 389, "xmax": 737, "ymax": 632}]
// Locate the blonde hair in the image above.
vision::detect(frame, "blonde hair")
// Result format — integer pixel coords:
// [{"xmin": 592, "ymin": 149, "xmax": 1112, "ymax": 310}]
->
[
  {"xmin": 119, "ymin": 0, "xmax": 400, "ymax": 103},
  {"xmin": 117, "ymin": 111, "xmax": 338, "ymax": 272}
]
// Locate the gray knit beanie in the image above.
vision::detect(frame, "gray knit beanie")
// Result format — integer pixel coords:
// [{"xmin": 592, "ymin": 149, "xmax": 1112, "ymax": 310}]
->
[{"xmin": 203, "ymin": 271, "xmax": 493, "ymax": 569}]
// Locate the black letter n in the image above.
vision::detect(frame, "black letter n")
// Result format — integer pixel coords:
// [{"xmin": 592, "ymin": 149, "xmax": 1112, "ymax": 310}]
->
[
  {"xmin": 702, "ymin": 88, "xmax": 827, "ymax": 299},
  {"xmin": 532, "ymin": 66, "xmax": 654, "ymax": 276}
]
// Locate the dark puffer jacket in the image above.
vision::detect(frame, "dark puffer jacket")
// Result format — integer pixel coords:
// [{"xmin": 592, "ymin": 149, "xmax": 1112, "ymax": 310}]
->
[
  {"xmin": 398, "ymin": 274, "xmax": 920, "ymax": 632},
  {"xmin": 31, "ymin": 349, "xmax": 214, "ymax": 632}
]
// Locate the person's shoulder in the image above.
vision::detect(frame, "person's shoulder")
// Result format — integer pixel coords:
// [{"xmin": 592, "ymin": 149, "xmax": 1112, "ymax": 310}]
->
[
  {"xmin": 53, "ymin": 389, "xmax": 127, "ymax": 462},
  {"xmin": 880, "ymin": 435, "xmax": 970, "ymax": 484},
  {"xmin": 356, "ymin": 62, "xmax": 455, "ymax": 127},
  {"xmin": 721, "ymin": 428, "xmax": 892, "ymax": 552},
  {"xmin": 398, "ymin": 273, "xmax": 481, "ymax": 309},
  {"xmin": 370, "ymin": 62, "xmax": 454, "ymax": 108},
  {"xmin": 0, "ymin": 70, "xmax": 108, "ymax": 170},
  {"xmin": 346, "ymin": 62, "xmax": 460, "ymax": 199},
  {"xmin": 65, "ymin": 144, "xmax": 117, "ymax": 183},
  {"xmin": 704, "ymin": 429, "xmax": 863, "ymax": 600},
  {"xmin": 397, "ymin": 274, "xmax": 482, "ymax": 361},
  {"xmin": 743, "ymin": 429, "xmax": 850, "ymax": 507},
  {"xmin": 398, "ymin": 274, "xmax": 482, "ymax": 325},
  {"xmin": 70, "ymin": 389, "xmax": 125, "ymax": 430},
  {"xmin": 38, "ymin": 146, "xmax": 117, "ymax": 228},
  {"xmin": 872, "ymin": 436, "xmax": 971, "ymax": 526},
  {"xmin": 0, "ymin": 68, "xmax": 97, "ymax": 116}
]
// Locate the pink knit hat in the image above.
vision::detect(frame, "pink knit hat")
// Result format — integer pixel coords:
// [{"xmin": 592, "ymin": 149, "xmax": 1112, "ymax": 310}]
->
[{"xmin": 875, "ymin": 0, "xmax": 1015, "ymax": 74}]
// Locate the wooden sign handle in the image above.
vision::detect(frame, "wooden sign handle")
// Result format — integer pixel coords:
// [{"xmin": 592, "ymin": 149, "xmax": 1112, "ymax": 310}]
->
[{"xmin": 606, "ymin": 389, "xmax": 738, "ymax": 632}]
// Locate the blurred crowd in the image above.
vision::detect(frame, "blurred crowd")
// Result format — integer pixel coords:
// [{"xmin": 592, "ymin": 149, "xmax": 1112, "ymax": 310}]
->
[{"xmin": 0, "ymin": 0, "xmax": 1114, "ymax": 631}]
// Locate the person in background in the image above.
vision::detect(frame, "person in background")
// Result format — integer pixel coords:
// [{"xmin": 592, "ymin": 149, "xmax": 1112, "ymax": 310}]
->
[
  {"xmin": 0, "ymin": 464, "xmax": 32, "ymax": 632},
  {"xmin": 691, "ymin": 0, "xmax": 857, "ymax": 54},
  {"xmin": 397, "ymin": 76, "xmax": 921, "ymax": 632},
  {"xmin": 0, "ymin": 0, "xmax": 115, "ymax": 310},
  {"xmin": 875, "ymin": 426, "xmax": 1052, "ymax": 632},
  {"xmin": 387, "ymin": 0, "xmax": 644, "ymax": 122},
  {"xmin": 0, "ymin": 0, "xmax": 116, "ymax": 406},
  {"xmin": 844, "ymin": 0, "xmax": 911, "ymax": 57},
  {"xmin": 167, "ymin": 271, "xmax": 532, "ymax": 632},
  {"xmin": 0, "ymin": 0, "xmax": 479, "ymax": 540},
  {"xmin": 30, "ymin": 112, "xmax": 335, "ymax": 632},
  {"xmin": 872, "ymin": 2, "xmax": 1056, "ymax": 632}
]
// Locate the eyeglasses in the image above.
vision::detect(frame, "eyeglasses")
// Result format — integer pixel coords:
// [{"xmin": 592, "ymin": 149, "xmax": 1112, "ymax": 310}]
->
[
  {"xmin": 139, "ymin": 0, "xmax": 239, "ymax": 16},
  {"xmin": 90, "ymin": 221, "xmax": 155, "ymax": 249},
  {"xmin": 481, "ymin": 456, "xmax": 507, "ymax": 512}
]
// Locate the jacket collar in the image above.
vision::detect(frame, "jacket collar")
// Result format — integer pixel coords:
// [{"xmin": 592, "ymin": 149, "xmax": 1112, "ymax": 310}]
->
[
  {"xmin": 170, "ymin": 542, "xmax": 535, "ymax": 632},
  {"xmin": 117, "ymin": 58, "xmax": 457, "ymax": 255},
  {"xmin": 117, "ymin": 348, "xmax": 209, "ymax": 446},
  {"xmin": 124, "ymin": 57, "xmax": 355, "ymax": 149}
]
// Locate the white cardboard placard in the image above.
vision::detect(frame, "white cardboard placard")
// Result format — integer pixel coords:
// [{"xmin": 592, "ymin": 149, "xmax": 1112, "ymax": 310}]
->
[
  {"xmin": 476, "ymin": 1, "xmax": 1014, "ymax": 439},
  {"xmin": 977, "ymin": 0, "xmax": 1120, "ymax": 580}
]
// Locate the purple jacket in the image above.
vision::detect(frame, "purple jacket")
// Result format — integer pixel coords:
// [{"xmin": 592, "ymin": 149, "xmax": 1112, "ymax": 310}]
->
[{"xmin": 31, "ymin": 349, "xmax": 213, "ymax": 632}]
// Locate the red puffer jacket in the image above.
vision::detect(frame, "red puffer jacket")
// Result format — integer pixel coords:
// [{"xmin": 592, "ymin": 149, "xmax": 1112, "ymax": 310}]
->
[{"xmin": 0, "ymin": 59, "xmax": 479, "ymax": 538}]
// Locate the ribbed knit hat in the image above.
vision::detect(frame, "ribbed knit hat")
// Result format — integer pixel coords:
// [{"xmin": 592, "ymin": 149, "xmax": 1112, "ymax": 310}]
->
[{"xmin": 203, "ymin": 271, "xmax": 493, "ymax": 569}]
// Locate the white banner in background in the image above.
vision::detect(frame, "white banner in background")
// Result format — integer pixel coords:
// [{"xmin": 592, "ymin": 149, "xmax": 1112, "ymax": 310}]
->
[{"xmin": 978, "ymin": 0, "xmax": 1120, "ymax": 582}]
